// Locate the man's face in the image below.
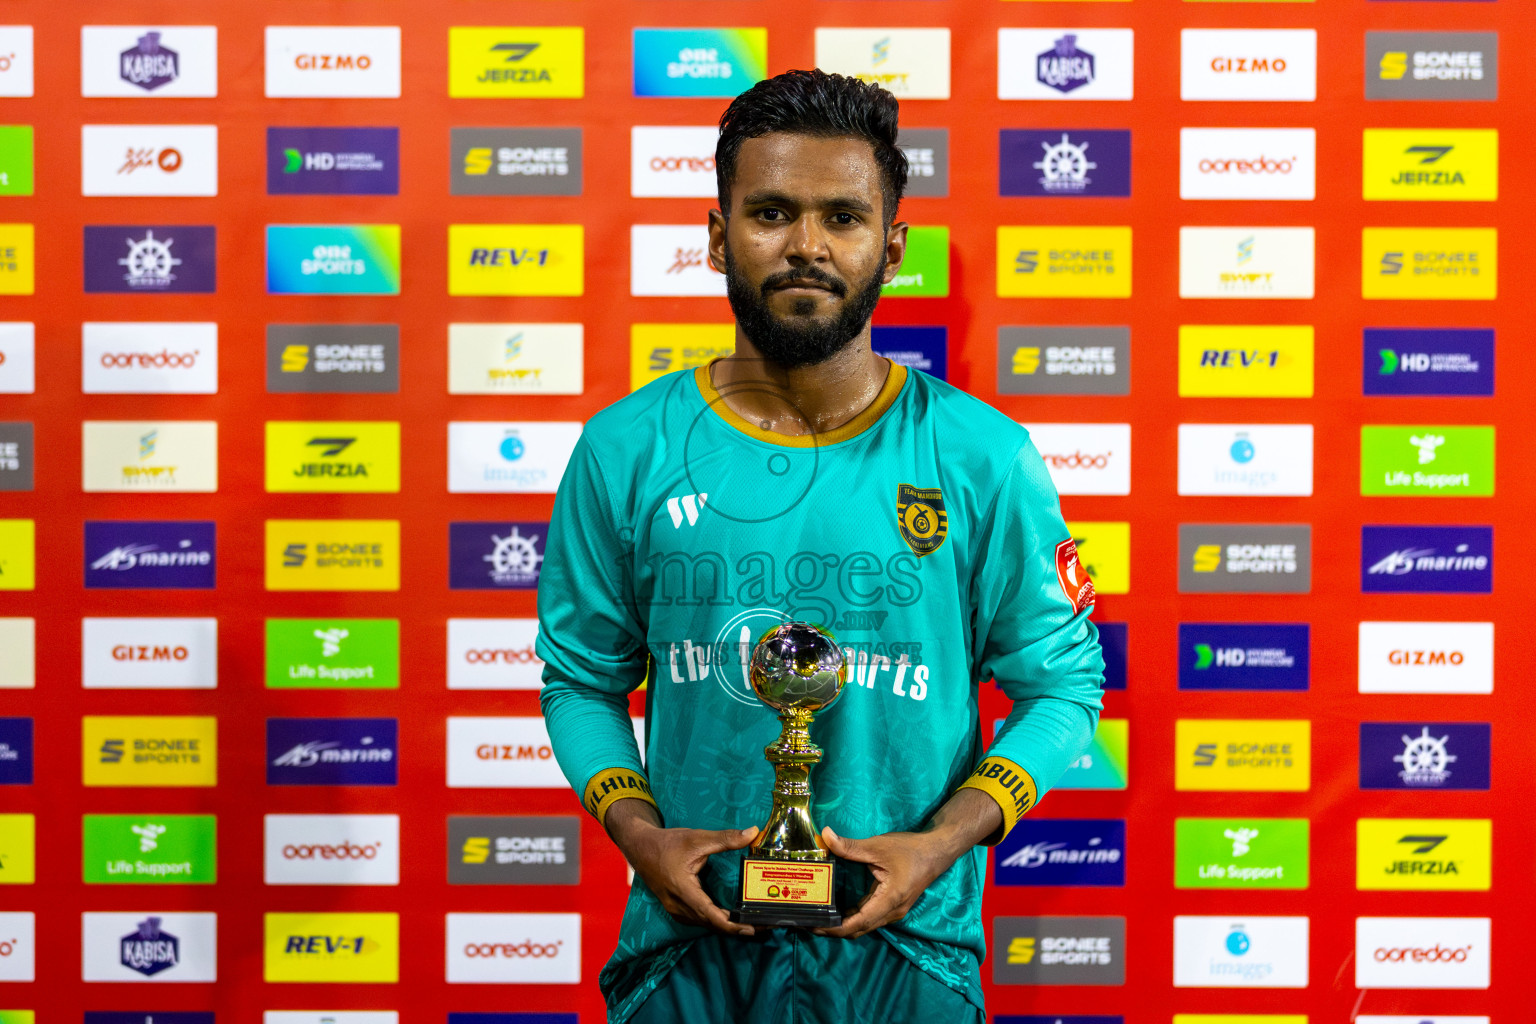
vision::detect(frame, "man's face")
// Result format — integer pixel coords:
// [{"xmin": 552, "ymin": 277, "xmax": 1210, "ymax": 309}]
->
[{"xmin": 709, "ymin": 133, "xmax": 907, "ymax": 369}]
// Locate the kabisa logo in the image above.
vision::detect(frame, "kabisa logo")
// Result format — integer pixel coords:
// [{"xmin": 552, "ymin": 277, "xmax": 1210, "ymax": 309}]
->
[
  {"xmin": 1360, "ymin": 525, "xmax": 1492, "ymax": 593},
  {"xmin": 1357, "ymin": 819, "xmax": 1491, "ymax": 891},
  {"xmin": 994, "ymin": 819, "xmax": 1126, "ymax": 887},
  {"xmin": 999, "ymin": 129, "xmax": 1131, "ymax": 198},
  {"xmin": 1174, "ymin": 817, "xmax": 1310, "ymax": 890},
  {"xmin": 1038, "ymin": 35, "xmax": 1094, "ymax": 94},
  {"xmin": 1360, "ymin": 722, "xmax": 1490, "ymax": 791},
  {"xmin": 120, "ymin": 916, "xmax": 179, "ymax": 976},
  {"xmin": 1365, "ymin": 328, "xmax": 1493, "ymax": 397},
  {"xmin": 992, "ymin": 916, "xmax": 1125, "ymax": 986},
  {"xmin": 85, "ymin": 520, "xmax": 216, "ymax": 590},
  {"xmin": 1176, "ymin": 719, "xmax": 1311, "ymax": 792},
  {"xmin": 1178, "ymin": 524, "xmax": 1310, "ymax": 593},
  {"xmin": 448, "ymin": 28, "xmax": 584, "ymax": 98},
  {"xmin": 448, "ymin": 815, "xmax": 582, "ymax": 885},
  {"xmin": 634, "ymin": 28, "xmax": 768, "ymax": 98},
  {"xmin": 1173, "ymin": 916, "xmax": 1309, "ymax": 988},
  {"xmin": 264, "ymin": 912, "xmax": 399, "ymax": 983},
  {"xmin": 1367, "ymin": 32, "xmax": 1498, "ymax": 102},
  {"xmin": 267, "ymin": 127, "xmax": 398, "ymax": 196},
  {"xmin": 450, "ymin": 521, "xmax": 547, "ymax": 590},
  {"xmin": 1179, "ymin": 624, "xmax": 1308, "ymax": 691},
  {"xmin": 120, "ymin": 33, "xmax": 178, "ymax": 91},
  {"xmin": 84, "ymin": 225, "xmax": 216, "ymax": 294},
  {"xmin": 266, "ymin": 717, "xmax": 398, "ymax": 786},
  {"xmin": 452, "ymin": 128, "xmax": 582, "ymax": 197}
]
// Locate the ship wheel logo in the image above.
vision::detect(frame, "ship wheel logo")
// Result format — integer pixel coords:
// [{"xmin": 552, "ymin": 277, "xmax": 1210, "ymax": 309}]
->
[
  {"xmin": 1034, "ymin": 133, "xmax": 1096, "ymax": 193},
  {"xmin": 1394, "ymin": 726, "xmax": 1456, "ymax": 785},
  {"xmin": 484, "ymin": 526, "xmax": 543, "ymax": 585},
  {"xmin": 119, "ymin": 229, "xmax": 181, "ymax": 289}
]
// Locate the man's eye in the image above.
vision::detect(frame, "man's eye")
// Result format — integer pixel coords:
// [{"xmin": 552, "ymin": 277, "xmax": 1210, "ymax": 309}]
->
[
  {"xmin": 832, "ymin": 213, "xmax": 858, "ymax": 225},
  {"xmin": 759, "ymin": 209, "xmax": 785, "ymax": 221}
]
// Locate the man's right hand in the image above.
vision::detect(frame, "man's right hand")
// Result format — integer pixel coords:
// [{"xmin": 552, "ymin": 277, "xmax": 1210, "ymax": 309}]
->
[{"xmin": 605, "ymin": 798, "xmax": 760, "ymax": 937}]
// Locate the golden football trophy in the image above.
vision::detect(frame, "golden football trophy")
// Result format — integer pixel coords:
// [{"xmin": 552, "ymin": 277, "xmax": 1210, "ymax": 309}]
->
[{"xmin": 731, "ymin": 620, "xmax": 847, "ymax": 928}]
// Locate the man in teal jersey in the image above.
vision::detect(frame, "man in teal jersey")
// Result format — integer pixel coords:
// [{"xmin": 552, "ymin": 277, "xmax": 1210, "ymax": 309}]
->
[{"xmin": 538, "ymin": 69, "xmax": 1105, "ymax": 1022}]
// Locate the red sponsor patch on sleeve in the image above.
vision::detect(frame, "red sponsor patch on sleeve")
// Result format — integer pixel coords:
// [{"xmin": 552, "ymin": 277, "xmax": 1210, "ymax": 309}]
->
[{"xmin": 1055, "ymin": 538, "xmax": 1096, "ymax": 614}]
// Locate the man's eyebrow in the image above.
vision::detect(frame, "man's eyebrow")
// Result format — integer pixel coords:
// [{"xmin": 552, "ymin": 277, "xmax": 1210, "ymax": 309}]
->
[{"xmin": 739, "ymin": 190, "xmax": 876, "ymax": 214}]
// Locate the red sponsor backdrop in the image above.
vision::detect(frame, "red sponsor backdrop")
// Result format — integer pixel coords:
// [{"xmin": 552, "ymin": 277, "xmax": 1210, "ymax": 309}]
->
[{"xmin": 0, "ymin": 0, "xmax": 1528, "ymax": 1020}]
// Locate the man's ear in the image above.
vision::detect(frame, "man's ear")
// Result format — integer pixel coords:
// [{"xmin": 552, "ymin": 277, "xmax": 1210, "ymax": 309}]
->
[
  {"xmin": 707, "ymin": 209, "xmax": 728, "ymax": 274},
  {"xmin": 881, "ymin": 221, "xmax": 909, "ymax": 284}
]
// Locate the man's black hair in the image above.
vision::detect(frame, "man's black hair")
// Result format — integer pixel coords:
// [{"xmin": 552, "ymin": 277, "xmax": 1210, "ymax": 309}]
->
[{"xmin": 716, "ymin": 69, "xmax": 908, "ymax": 226}]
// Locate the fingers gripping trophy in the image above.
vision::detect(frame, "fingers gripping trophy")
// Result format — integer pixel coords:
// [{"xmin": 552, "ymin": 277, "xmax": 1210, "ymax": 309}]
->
[{"xmin": 731, "ymin": 620, "xmax": 848, "ymax": 928}]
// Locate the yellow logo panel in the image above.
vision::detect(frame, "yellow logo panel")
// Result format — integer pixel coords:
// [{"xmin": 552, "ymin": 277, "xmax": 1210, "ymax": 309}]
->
[
  {"xmin": 0, "ymin": 814, "xmax": 35, "ymax": 884},
  {"xmin": 1363, "ymin": 129, "xmax": 1497, "ymax": 201},
  {"xmin": 82, "ymin": 716, "xmax": 218, "ymax": 788},
  {"xmin": 264, "ymin": 912, "xmax": 400, "ymax": 983},
  {"xmin": 448, "ymin": 224, "xmax": 584, "ymax": 296},
  {"xmin": 1175, "ymin": 719, "xmax": 1310, "ymax": 792},
  {"xmin": 1362, "ymin": 227, "xmax": 1496, "ymax": 300},
  {"xmin": 264, "ymin": 520, "xmax": 400, "ymax": 592},
  {"xmin": 1178, "ymin": 326, "xmax": 1314, "ymax": 397},
  {"xmin": 1357, "ymin": 818, "xmax": 1491, "ymax": 891},
  {"xmin": 448, "ymin": 27, "xmax": 585, "ymax": 98},
  {"xmin": 997, "ymin": 227, "xmax": 1132, "ymax": 298},
  {"xmin": 1063, "ymin": 521, "xmax": 1129, "ymax": 595},
  {"xmin": 0, "ymin": 520, "xmax": 34, "ymax": 591},
  {"xmin": 0, "ymin": 224, "xmax": 34, "ymax": 295},
  {"xmin": 265, "ymin": 422, "xmax": 401, "ymax": 494},
  {"xmin": 630, "ymin": 324, "xmax": 735, "ymax": 391}
]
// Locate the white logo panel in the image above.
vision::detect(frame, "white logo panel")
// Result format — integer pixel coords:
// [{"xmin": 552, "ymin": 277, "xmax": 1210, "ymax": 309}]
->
[
  {"xmin": 264, "ymin": 26, "xmax": 401, "ymax": 98},
  {"xmin": 447, "ymin": 421, "xmax": 581, "ymax": 494},
  {"xmin": 1173, "ymin": 915, "xmax": 1309, "ymax": 988},
  {"xmin": 81, "ymin": 911, "xmax": 218, "ymax": 982},
  {"xmin": 81, "ymin": 421, "xmax": 218, "ymax": 493},
  {"xmin": 1181, "ymin": 29, "xmax": 1317, "ymax": 101},
  {"xmin": 267, "ymin": 1014, "xmax": 398, "ymax": 1024},
  {"xmin": 1179, "ymin": 227, "xmax": 1315, "ymax": 299},
  {"xmin": 998, "ymin": 29, "xmax": 1135, "ymax": 101},
  {"xmin": 81, "ymin": 125, "xmax": 217, "ymax": 197},
  {"xmin": 0, "ymin": 323, "xmax": 34, "ymax": 394},
  {"xmin": 82, "ymin": 617, "xmax": 218, "ymax": 689},
  {"xmin": 0, "ymin": 912, "xmax": 34, "ymax": 980},
  {"xmin": 0, "ymin": 618, "xmax": 33, "ymax": 688},
  {"xmin": 445, "ymin": 913, "xmax": 581, "ymax": 984},
  {"xmin": 1022, "ymin": 423, "xmax": 1130, "ymax": 496},
  {"xmin": 1358, "ymin": 621, "xmax": 1493, "ymax": 694},
  {"xmin": 81, "ymin": 26, "xmax": 218, "ymax": 97},
  {"xmin": 263, "ymin": 814, "xmax": 400, "ymax": 885},
  {"xmin": 448, "ymin": 717, "xmax": 642, "ymax": 788},
  {"xmin": 1355, "ymin": 917, "xmax": 1490, "ymax": 989},
  {"xmin": 631, "ymin": 225, "xmax": 724, "ymax": 297},
  {"xmin": 0, "ymin": 27, "xmax": 34, "ymax": 97},
  {"xmin": 813, "ymin": 28, "xmax": 951, "ymax": 99},
  {"xmin": 447, "ymin": 618, "xmax": 543, "ymax": 690},
  {"xmin": 82, "ymin": 323, "xmax": 218, "ymax": 394},
  {"xmin": 1177, "ymin": 424, "xmax": 1314, "ymax": 496},
  {"xmin": 447, "ymin": 323, "xmax": 583, "ymax": 395},
  {"xmin": 1180, "ymin": 128, "xmax": 1316, "ymax": 201},
  {"xmin": 632, "ymin": 126, "xmax": 718, "ymax": 198}
]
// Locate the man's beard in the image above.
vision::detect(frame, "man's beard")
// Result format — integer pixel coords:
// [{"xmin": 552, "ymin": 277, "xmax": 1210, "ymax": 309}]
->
[{"xmin": 723, "ymin": 243, "xmax": 887, "ymax": 370}]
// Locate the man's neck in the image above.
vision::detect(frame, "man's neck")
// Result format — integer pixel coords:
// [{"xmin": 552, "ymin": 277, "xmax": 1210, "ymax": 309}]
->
[{"xmin": 709, "ymin": 329, "xmax": 891, "ymax": 438}]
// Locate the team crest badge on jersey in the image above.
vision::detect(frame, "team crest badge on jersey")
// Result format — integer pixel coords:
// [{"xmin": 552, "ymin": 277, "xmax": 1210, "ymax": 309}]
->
[
  {"xmin": 896, "ymin": 484, "xmax": 948, "ymax": 557},
  {"xmin": 1055, "ymin": 538, "xmax": 1096, "ymax": 613}
]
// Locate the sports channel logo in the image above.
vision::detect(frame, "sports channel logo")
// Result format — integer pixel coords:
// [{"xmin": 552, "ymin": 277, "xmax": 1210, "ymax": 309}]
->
[
  {"xmin": 81, "ymin": 813, "xmax": 217, "ymax": 884},
  {"xmin": 814, "ymin": 28, "xmax": 950, "ymax": 99},
  {"xmin": 0, "ymin": 422, "xmax": 30, "ymax": 491},
  {"xmin": 1364, "ymin": 329, "xmax": 1493, "ymax": 396},
  {"xmin": 1179, "ymin": 227, "xmax": 1314, "ymax": 299},
  {"xmin": 447, "ymin": 27, "xmax": 584, "ymax": 99},
  {"xmin": 1362, "ymin": 227, "xmax": 1497, "ymax": 300},
  {"xmin": 1175, "ymin": 719, "xmax": 1310, "ymax": 792},
  {"xmin": 266, "ymin": 717, "xmax": 398, "ymax": 786},
  {"xmin": 1174, "ymin": 818, "xmax": 1309, "ymax": 889},
  {"xmin": 1000, "ymin": 129, "xmax": 1131, "ymax": 198},
  {"xmin": 264, "ymin": 421, "xmax": 401, "ymax": 493},
  {"xmin": 266, "ymin": 225, "xmax": 400, "ymax": 295},
  {"xmin": 264, "ymin": 519, "xmax": 400, "ymax": 592},
  {"xmin": 265, "ymin": 618, "xmax": 400, "ymax": 690},
  {"xmin": 1173, "ymin": 916, "xmax": 1309, "ymax": 988},
  {"xmin": 1178, "ymin": 524, "xmax": 1311, "ymax": 593},
  {"xmin": 994, "ymin": 819, "xmax": 1126, "ymax": 887},
  {"xmin": 897, "ymin": 128, "xmax": 949, "ymax": 198},
  {"xmin": 1053, "ymin": 719, "xmax": 1128, "ymax": 790},
  {"xmin": 264, "ymin": 912, "xmax": 399, "ymax": 983},
  {"xmin": 81, "ymin": 715, "xmax": 217, "ymax": 788},
  {"xmin": 84, "ymin": 520, "xmax": 215, "ymax": 589},
  {"xmin": 266, "ymin": 127, "xmax": 399, "ymax": 195},
  {"xmin": 997, "ymin": 226, "xmax": 1132, "ymax": 298},
  {"xmin": 1356, "ymin": 818, "xmax": 1491, "ymax": 891},
  {"xmin": 872, "ymin": 325, "xmax": 946, "ymax": 381},
  {"xmin": 81, "ymin": 617, "xmax": 218, "ymax": 689},
  {"xmin": 84, "ymin": 225, "xmax": 215, "ymax": 294},
  {"xmin": 1359, "ymin": 722, "xmax": 1490, "ymax": 790},
  {"xmin": 266, "ymin": 324, "xmax": 400, "ymax": 394},
  {"xmin": 1178, "ymin": 325, "xmax": 1313, "ymax": 398},
  {"xmin": 634, "ymin": 28, "xmax": 766, "ymax": 98},
  {"xmin": 0, "ymin": 225, "xmax": 31, "ymax": 295},
  {"xmin": 1180, "ymin": 29, "xmax": 1317, "ymax": 101},
  {"xmin": 449, "ymin": 224, "xmax": 584, "ymax": 297},
  {"xmin": 448, "ymin": 815, "xmax": 581, "ymax": 885},
  {"xmin": 997, "ymin": 326, "xmax": 1130, "ymax": 396},
  {"xmin": 1178, "ymin": 624, "xmax": 1308, "ymax": 691},
  {"xmin": 451, "ymin": 128, "xmax": 582, "ymax": 196},
  {"xmin": 630, "ymin": 323, "xmax": 733, "ymax": 390},
  {"xmin": 0, "ymin": 718, "xmax": 33, "ymax": 784},
  {"xmin": 998, "ymin": 30, "xmax": 1135, "ymax": 101},
  {"xmin": 1361, "ymin": 129, "xmax": 1498, "ymax": 201},
  {"xmin": 1360, "ymin": 525, "xmax": 1492, "ymax": 593},
  {"xmin": 264, "ymin": 26, "xmax": 401, "ymax": 98},
  {"xmin": 1365, "ymin": 32, "xmax": 1497, "ymax": 101},
  {"xmin": 991, "ymin": 916, "xmax": 1126, "ymax": 985},
  {"xmin": 450, "ymin": 522, "xmax": 547, "ymax": 590}
]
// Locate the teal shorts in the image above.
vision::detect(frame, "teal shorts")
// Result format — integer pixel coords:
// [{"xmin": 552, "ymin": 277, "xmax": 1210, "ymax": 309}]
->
[{"xmin": 625, "ymin": 930, "xmax": 986, "ymax": 1024}]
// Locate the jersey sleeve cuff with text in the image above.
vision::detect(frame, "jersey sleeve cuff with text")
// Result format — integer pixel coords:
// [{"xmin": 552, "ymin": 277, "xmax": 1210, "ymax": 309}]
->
[
  {"xmin": 582, "ymin": 766, "xmax": 659, "ymax": 826},
  {"xmin": 957, "ymin": 755, "xmax": 1039, "ymax": 845}
]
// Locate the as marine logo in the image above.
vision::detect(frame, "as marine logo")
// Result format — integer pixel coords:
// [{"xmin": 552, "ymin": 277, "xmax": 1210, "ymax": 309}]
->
[{"xmin": 896, "ymin": 484, "xmax": 947, "ymax": 557}]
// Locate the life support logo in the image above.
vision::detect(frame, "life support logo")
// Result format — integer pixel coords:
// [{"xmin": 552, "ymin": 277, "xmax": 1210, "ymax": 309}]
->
[
  {"xmin": 895, "ymin": 483, "xmax": 947, "ymax": 557},
  {"xmin": 1055, "ymin": 539, "xmax": 1097, "ymax": 614}
]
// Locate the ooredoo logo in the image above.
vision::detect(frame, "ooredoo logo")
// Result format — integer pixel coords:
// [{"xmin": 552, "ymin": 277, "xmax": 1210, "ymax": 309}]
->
[
  {"xmin": 1023, "ymin": 423, "xmax": 1130, "ymax": 496},
  {"xmin": 264, "ymin": 814, "xmax": 399, "ymax": 885},
  {"xmin": 447, "ymin": 620, "xmax": 544, "ymax": 690},
  {"xmin": 445, "ymin": 913, "xmax": 580, "ymax": 983},
  {"xmin": 82, "ymin": 323, "xmax": 218, "ymax": 395},
  {"xmin": 1355, "ymin": 917, "xmax": 1489, "ymax": 988},
  {"xmin": 0, "ymin": 912, "xmax": 33, "ymax": 981}
]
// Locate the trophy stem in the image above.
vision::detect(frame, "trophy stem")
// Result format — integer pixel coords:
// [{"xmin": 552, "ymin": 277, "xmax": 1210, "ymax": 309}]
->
[{"xmin": 750, "ymin": 708, "xmax": 829, "ymax": 862}]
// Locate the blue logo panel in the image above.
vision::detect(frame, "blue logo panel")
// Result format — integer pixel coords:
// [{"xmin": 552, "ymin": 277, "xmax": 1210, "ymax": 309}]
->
[
  {"xmin": 449, "ymin": 1017, "xmax": 578, "ymax": 1024},
  {"xmin": 1178, "ymin": 623, "xmax": 1309, "ymax": 691},
  {"xmin": 266, "ymin": 717, "xmax": 399, "ymax": 786},
  {"xmin": 267, "ymin": 127, "xmax": 400, "ymax": 195},
  {"xmin": 84, "ymin": 225, "xmax": 216, "ymax": 294},
  {"xmin": 87, "ymin": 1015, "xmax": 215, "ymax": 1024},
  {"xmin": 1000, "ymin": 129, "xmax": 1131, "ymax": 197},
  {"xmin": 84, "ymin": 521, "xmax": 216, "ymax": 589},
  {"xmin": 999, "ymin": 1016, "xmax": 1124, "ymax": 1023},
  {"xmin": 873, "ymin": 325, "xmax": 947, "ymax": 382},
  {"xmin": 450, "ymin": 521, "xmax": 547, "ymax": 590},
  {"xmin": 1097, "ymin": 621, "xmax": 1127, "ymax": 690},
  {"xmin": 0, "ymin": 717, "xmax": 32, "ymax": 784},
  {"xmin": 1364, "ymin": 328, "xmax": 1494, "ymax": 396},
  {"xmin": 1360, "ymin": 722, "xmax": 1490, "ymax": 790},
  {"xmin": 1361, "ymin": 525, "xmax": 1492, "ymax": 593},
  {"xmin": 994, "ymin": 819, "xmax": 1126, "ymax": 887}
]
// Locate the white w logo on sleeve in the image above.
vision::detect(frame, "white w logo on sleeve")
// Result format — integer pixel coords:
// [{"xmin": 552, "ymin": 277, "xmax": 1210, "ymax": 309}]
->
[{"xmin": 665, "ymin": 493, "xmax": 708, "ymax": 528}]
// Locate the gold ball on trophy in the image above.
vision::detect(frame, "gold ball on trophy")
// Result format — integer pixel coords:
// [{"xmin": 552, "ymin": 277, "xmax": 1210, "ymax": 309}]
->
[{"xmin": 748, "ymin": 621, "xmax": 846, "ymax": 715}]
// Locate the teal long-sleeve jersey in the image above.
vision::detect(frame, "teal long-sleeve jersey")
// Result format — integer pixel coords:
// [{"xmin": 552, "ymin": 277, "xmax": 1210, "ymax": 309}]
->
[{"xmin": 537, "ymin": 361, "xmax": 1106, "ymax": 1021}]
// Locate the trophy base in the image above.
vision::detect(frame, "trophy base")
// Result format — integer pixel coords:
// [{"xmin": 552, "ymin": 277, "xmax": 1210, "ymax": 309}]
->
[{"xmin": 730, "ymin": 856, "xmax": 841, "ymax": 929}]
